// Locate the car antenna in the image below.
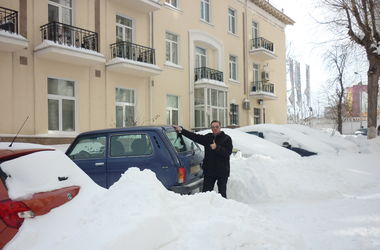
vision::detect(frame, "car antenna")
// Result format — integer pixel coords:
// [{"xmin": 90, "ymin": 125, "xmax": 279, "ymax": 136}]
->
[{"xmin": 9, "ymin": 116, "xmax": 29, "ymax": 147}]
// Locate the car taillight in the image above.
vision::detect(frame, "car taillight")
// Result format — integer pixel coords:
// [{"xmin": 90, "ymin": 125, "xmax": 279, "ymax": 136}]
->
[
  {"xmin": 178, "ymin": 167, "xmax": 186, "ymax": 184},
  {"xmin": 0, "ymin": 200, "xmax": 34, "ymax": 228}
]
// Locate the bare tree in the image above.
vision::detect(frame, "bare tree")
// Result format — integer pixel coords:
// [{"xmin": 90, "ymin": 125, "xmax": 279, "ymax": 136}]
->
[
  {"xmin": 324, "ymin": 44, "xmax": 351, "ymax": 133},
  {"xmin": 319, "ymin": 0, "xmax": 380, "ymax": 138}
]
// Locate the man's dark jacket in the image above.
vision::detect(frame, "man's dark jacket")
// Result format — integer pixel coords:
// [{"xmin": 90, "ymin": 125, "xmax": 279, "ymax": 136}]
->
[{"xmin": 181, "ymin": 129, "xmax": 233, "ymax": 178}]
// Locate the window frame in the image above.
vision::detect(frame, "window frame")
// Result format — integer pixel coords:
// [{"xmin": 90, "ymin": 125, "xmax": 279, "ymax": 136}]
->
[
  {"xmin": 200, "ymin": 0, "xmax": 211, "ymax": 23},
  {"xmin": 194, "ymin": 87, "xmax": 227, "ymax": 128},
  {"xmin": 165, "ymin": 0, "xmax": 179, "ymax": 8},
  {"xmin": 229, "ymin": 55, "xmax": 238, "ymax": 81},
  {"xmin": 195, "ymin": 46, "xmax": 207, "ymax": 68},
  {"xmin": 252, "ymin": 21, "xmax": 259, "ymax": 39},
  {"xmin": 254, "ymin": 108, "xmax": 261, "ymax": 124},
  {"xmin": 48, "ymin": 0, "xmax": 73, "ymax": 24},
  {"xmin": 116, "ymin": 14, "xmax": 135, "ymax": 43},
  {"xmin": 228, "ymin": 8, "xmax": 236, "ymax": 34},
  {"xmin": 115, "ymin": 87, "xmax": 136, "ymax": 128},
  {"xmin": 229, "ymin": 103, "xmax": 239, "ymax": 126},
  {"xmin": 166, "ymin": 95, "xmax": 180, "ymax": 125},
  {"xmin": 165, "ymin": 31, "xmax": 179, "ymax": 65},
  {"xmin": 253, "ymin": 63, "xmax": 260, "ymax": 82},
  {"xmin": 47, "ymin": 77, "xmax": 77, "ymax": 133}
]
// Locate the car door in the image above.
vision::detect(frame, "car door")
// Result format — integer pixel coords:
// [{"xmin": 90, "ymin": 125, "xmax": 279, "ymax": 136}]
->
[
  {"xmin": 66, "ymin": 134, "xmax": 107, "ymax": 187},
  {"xmin": 106, "ymin": 131, "xmax": 177, "ymax": 188}
]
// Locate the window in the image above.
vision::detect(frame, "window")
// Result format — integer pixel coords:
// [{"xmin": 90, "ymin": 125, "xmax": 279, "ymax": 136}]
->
[
  {"xmin": 254, "ymin": 108, "xmax": 261, "ymax": 124},
  {"xmin": 115, "ymin": 88, "xmax": 135, "ymax": 127},
  {"xmin": 166, "ymin": 131, "xmax": 197, "ymax": 153},
  {"xmin": 67, "ymin": 135, "xmax": 106, "ymax": 160},
  {"xmin": 194, "ymin": 87, "xmax": 227, "ymax": 128},
  {"xmin": 228, "ymin": 8, "xmax": 236, "ymax": 34},
  {"xmin": 229, "ymin": 55, "xmax": 237, "ymax": 81},
  {"xmin": 230, "ymin": 104, "xmax": 239, "ymax": 126},
  {"xmin": 200, "ymin": 0, "xmax": 210, "ymax": 23},
  {"xmin": 166, "ymin": 32, "xmax": 179, "ymax": 64},
  {"xmin": 110, "ymin": 134, "xmax": 152, "ymax": 157},
  {"xmin": 165, "ymin": 0, "xmax": 178, "ymax": 8},
  {"xmin": 48, "ymin": 78, "xmax": 76, "ymax": 132},
  {"xmin": 166, "ymin": 95, "xmax": 179, "ymax": 125},
  {"xmin": 253, "ymin": 63, "xmax": 260, "ymax": 81},
  {"xmin": 252, "ymin": 21, "xmax": 259, "ymax": 48},
  {"xmin": 116, "ymin": 15, "xmax": 133, "ymax": 42},
  {"xmin": 195, "ymin": 47, "xmax": 207, "ymax": 68},
  {"xmin": 48, "ymin": 0, "xmax": 72, "ymax": 24}
]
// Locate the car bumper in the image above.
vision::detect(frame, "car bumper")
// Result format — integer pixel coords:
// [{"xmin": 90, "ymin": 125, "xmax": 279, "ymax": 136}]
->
[{"xmin": 169, "ymin": 177, "xmax": 204, "ymax": 195}]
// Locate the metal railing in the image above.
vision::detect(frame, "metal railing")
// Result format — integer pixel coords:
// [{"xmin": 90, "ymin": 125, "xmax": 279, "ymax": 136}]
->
[
  {"xmin": 40, "ymin": 21, "xmax": 99, "ymax": 52},
  {"xmin": 194, "ymin": 67, "xmax": 224, "ymax": 82},
  {"xmin": 251, "ymin": 81, "xmax": 274, "ymax": 94},
  {"xmin": 110, "ymin": 41, "xmax": 156, "ymax": 64},
  {"xmin": 0, "ymin": 7, "xmax": 18, "ymax": 33},
  {"xmin": 250, "ymin": 37, "xmax": 274, "ymax": 52}
]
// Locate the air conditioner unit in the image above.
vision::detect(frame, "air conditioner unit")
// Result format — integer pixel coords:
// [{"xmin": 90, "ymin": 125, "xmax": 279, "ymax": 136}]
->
[
  {"xmin": 242, "ymin": 99, "xmax": 250, "ymax": 110},
  {"xmin": 261, "ymin": 71, "xmax": 269, "ymax": 81}
]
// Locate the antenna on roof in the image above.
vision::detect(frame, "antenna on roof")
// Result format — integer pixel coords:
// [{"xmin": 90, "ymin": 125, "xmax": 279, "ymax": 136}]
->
[{"xmin": 9, "ymin": 116, "xmax": 29, "ymax": 147}]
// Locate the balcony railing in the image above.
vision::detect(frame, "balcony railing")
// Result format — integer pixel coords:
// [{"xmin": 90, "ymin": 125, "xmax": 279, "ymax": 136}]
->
[
  {"xmin": 194, "ymin": 67, "xmax": 224, "ymax": 82},
  {"xmin": 110, "ymin": 41, "xmax": 156, "ymax": 64},
  {"xmin": 251, "ymin": 37, "xmax": 274, "ymax": 52},
  {"xmin": 251, "ymin": 81, "xmax": 274, "ymax": 94},
  {"xmin": 0, "ymin": 7, "xmax": 18, "ymax": 33},
  {"xmin": 40, "ymin": 22, "xmax": 99, "ymax": 52}
]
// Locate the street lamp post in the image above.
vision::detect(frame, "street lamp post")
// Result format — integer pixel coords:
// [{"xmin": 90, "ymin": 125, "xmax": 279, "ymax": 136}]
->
[{"xmin": 354, "ymin": 72, "xmax": 363, "ymax": 127}]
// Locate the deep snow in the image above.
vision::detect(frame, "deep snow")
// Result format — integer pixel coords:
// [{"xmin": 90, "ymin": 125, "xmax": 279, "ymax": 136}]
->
[{"xmin": 1, "ymin": 125, "xmax": 380, "ymax": 250}]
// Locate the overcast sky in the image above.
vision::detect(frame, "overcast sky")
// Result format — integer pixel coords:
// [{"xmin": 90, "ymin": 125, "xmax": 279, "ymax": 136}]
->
[{"xmin": 269, "ymin": 0, "xmax": 331, "ymax": 105}]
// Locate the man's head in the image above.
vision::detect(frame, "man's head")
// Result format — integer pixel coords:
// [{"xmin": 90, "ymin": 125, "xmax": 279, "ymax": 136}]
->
[
  {"xmin": 210, "ymin": 120, "xmax": 221, "ymax": 135},
  {"xmin": 282, "ymin": 142, "xmax": 291, "ymax": 149}
]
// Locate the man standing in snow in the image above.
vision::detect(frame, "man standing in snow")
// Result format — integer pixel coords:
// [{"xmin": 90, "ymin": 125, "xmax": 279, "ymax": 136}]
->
[{"xmin": 173, "ymin": 120, "xmax": 233, "ymax": 198}]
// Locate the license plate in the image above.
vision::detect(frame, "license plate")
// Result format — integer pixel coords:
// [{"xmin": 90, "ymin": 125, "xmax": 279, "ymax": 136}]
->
[{"xmin": 190, "ymin": 164, "xmax": 201, "ymax": 174}]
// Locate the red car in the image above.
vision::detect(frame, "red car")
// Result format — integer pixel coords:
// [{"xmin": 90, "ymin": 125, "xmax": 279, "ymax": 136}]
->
[{"xmin": 0, "ymin": 148, "xmax": 80, "ymax": 249}]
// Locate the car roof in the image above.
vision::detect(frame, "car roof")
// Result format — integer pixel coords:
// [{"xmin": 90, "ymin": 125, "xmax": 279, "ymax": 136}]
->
[
  {"xmin": 76, "ymin": 125, "xmax": 175, "ymax": 137},
  {"xmin": 0, "ymin": 148, "xmax": 55, "ymax": 162}
]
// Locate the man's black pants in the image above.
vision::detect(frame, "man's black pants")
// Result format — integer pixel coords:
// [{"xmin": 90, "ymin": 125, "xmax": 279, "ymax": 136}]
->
[{"xmin": 202, "ymin": 175, "xmax": 228, "ymax": 198}]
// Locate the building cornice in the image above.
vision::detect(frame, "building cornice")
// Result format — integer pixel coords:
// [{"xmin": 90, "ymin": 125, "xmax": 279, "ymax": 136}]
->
[{"xmin": 250, "ymin": 0, "xmax": 295, "ymax": 25}]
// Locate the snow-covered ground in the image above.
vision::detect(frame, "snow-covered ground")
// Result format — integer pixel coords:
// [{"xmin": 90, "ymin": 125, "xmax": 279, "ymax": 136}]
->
[{"xmin": 1, "ymin": 125, "xmax": 380, "ymax": 250}]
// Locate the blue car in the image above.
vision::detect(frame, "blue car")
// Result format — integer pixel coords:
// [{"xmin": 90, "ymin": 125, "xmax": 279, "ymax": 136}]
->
[{"xmin": 66, "ymin": 126, "xmax": 204, "ymax": 194}]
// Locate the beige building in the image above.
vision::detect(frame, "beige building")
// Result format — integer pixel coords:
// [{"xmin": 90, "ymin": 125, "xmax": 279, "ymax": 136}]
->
[{"xmin": 0, "ymin": 0, "xmax": 294, "ymax": 143}]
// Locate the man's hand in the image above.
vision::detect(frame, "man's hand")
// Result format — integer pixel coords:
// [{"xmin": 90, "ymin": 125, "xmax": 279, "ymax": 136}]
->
[
  {"xmin": 173, "ymin": 125, "xmax": 182, "ymax": 133},
  {"xmin": 210, "ymin": 140, "xmax": 217, "ymax": 150}
]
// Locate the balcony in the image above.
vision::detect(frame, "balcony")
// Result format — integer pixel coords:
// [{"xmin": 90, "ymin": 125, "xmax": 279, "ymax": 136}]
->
[
  {"xmin": 195, "ymin": 67, "xmax": 224, "ymax": 81},
  {"xmin": 249, "ymin": 37, "xmax": 277, "ymax": 61},
  {"xmin": 34, "ymin": 22, "xmax": 105, "ymax": 66},
  {"xmin": 194, "ymin": 67, "xmax": 226, "ymax": 88},
  {"xmin": 106, "ymin": 41, "xmax": 161, "ymax": 77},
  {"xmin": 249, "ymin": 81, "xmax": 277, "ymax": 100},
  {"xmin": 0, "ymin": 7, "xmax": 28, "ymax": 52},
  {"xmin": 108, "ymin": 0, "xmax": 161, "ymax": 13}
]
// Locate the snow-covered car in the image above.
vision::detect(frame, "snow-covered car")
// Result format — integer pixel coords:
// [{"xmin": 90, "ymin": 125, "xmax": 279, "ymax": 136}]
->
[
  {"xmin": 237, "ymin": 124, "xmax": 358, "ymax": 155},
  {"xmin": 354, "ymin": 128, "xmax": 368, "ymax": 136},
  {"xmin": 0, "ymin": 147, "xmax": 80, "ymax": 249}
]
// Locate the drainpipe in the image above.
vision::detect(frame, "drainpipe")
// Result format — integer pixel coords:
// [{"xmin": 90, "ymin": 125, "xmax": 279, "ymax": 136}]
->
[
  {"xmin": 149, "ymin": 11, "xmax": 154, "ymax": 124},
  {"xmin": 243, "ymin": 0, "xmax": 250, "ymax": 125}
]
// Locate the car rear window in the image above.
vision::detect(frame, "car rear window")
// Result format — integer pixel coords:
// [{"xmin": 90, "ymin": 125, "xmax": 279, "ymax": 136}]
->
[
  {"xmin": 165, "ymin": 131, "xmax": 196, "ymax": 153},
  {"xmin": 67, "ymin": 135, "xmax": 106, "ymax": 160},
  {"xmin": 110, "ymin": 133, "xmax": 153, "ymax": 157}
]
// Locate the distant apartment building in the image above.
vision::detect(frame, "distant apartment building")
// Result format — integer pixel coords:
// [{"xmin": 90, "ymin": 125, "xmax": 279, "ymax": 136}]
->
[
  {"xmin": 346, "ymin": 84, "xmax": 380, "ymax": 118},
  {"xmin": 0, "ymin": 0, "xmax": 294, "ymax": 143}
]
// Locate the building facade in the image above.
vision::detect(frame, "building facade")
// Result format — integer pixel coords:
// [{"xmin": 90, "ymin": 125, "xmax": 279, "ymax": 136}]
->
[{"xmin": 0, "ymin": 0, "xmax": 294, "ymax": 143}]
